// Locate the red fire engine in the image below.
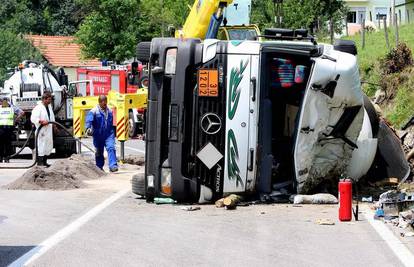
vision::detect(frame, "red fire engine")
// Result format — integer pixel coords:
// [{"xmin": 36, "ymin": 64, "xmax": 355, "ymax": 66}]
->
[
  {"xmin": 76, "ymin": 62, "xmax": 148, "ymax": 96},
  {"xmin": 75, "ymin": 62, "xmax": 148, "ymax": 137}
]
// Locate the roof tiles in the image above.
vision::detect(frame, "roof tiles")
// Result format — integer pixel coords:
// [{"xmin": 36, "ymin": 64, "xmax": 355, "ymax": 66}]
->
[{"xmin": 26, "ymin": 35, "xmax": 101, "ymax": 67}]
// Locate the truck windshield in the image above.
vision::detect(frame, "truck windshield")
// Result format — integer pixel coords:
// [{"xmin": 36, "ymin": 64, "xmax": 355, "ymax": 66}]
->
[{"xmin": 227, "ymin": 29, "xmax": 257, "ymax": 40}]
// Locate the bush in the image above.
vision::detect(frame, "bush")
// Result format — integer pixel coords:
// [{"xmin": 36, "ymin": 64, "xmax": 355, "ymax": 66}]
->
[
  {"xmin": 387, "ymin": 84, "xmax": 414, "ymax": 128},
  {"xmin": 383, "ymin": 67, "xmax": 414, "ymax": 128},
  {"xmin": 380, "ymin": 42, "xmax": 413, "ymax": 75}
]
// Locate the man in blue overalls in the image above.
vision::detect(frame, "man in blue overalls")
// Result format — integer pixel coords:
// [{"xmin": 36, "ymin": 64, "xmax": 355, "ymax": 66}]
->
[{"xmin": 85, "ymin": 95, "xmax": 118, "ymax": 172}]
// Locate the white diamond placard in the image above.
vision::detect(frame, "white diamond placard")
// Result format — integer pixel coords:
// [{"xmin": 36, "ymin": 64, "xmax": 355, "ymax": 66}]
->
[{"xmin": 196, "ymin": 142, "xmax": 223, "ymax": 170}]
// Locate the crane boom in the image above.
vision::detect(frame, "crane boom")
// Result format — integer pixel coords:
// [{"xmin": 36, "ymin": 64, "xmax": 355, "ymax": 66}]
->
[{"xmin": 175, "ymin": 0, "xmax": 233, "ymax": 39}]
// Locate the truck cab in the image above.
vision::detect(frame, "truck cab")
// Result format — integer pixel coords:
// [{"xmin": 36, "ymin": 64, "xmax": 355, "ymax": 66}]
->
[{"xmin": 143, "ymin": 31, "xmax": 391, "ymax": 203}]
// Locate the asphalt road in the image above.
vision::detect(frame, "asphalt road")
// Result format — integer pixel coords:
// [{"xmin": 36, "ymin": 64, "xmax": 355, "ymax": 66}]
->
[{"xmin": 0, "ymin": 139, "xmax": 413, "ymax": 266}]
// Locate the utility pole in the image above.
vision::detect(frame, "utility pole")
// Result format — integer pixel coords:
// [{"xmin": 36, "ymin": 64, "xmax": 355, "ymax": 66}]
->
[
  {"xmin": 273, "ymin": 0, "xmax": 284, "ymax": 28},
  {"xmin": 391, "ymin": 0, "xmax": 396, "ymax": 26},
  {"xmin": 161, "ymin": 0, "xmax": 164, "ymax": 37}
]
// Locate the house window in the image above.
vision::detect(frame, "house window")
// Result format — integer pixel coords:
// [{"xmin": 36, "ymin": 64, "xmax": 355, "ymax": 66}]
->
[
  {"xmin": 375, "ymin": 7, "xmax": 388, "ymax": 21},
  {"xmin": 347, "ymin": 11, "xmax": 357, "ymax": 23},
  {"xmin": 348, "ymin": 7, "xmax": 366, "ymax": 24}
]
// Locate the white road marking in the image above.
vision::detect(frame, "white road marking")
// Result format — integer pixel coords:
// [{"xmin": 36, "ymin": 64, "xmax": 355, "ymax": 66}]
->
[
  {"xmin": 81, "ymin": 139, "xmax": 145, "ymax": 154},
  {"xmin": 9, "ymin": 188, "xmax": 130, "ymax": 267},
  {"xmin": 364, "ymin": 209, "xmax": 414, "ymax": 267},
  {"xmin": 116, "ymin": 144, "xmax": 145, "ymax": 154}
]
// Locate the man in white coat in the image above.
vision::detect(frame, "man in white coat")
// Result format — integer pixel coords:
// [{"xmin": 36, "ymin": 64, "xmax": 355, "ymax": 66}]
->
[{"xmin": 31, "ymin": 91, "xmax": 55, "ymax": 167}]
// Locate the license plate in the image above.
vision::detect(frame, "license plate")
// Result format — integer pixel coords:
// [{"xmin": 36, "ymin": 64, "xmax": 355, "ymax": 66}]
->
[{"xmin": 198, "ymin": 69, "xmax": 219, "ymax": 97}]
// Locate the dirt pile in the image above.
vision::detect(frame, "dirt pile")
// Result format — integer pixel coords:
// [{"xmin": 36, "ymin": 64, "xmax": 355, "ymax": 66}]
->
[
  {"xmin": 123, "ymin": 155, "xmax": 145, "ymax": 166},
  {"xmin": 5, "ymin": 154, "xmax": 106, "ymax": 190}
]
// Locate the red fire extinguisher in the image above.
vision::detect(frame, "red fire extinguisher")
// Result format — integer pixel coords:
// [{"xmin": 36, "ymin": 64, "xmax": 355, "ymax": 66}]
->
[{"xmin": 339, "ymin": 179, "xmax": 353, "ymax": 221}]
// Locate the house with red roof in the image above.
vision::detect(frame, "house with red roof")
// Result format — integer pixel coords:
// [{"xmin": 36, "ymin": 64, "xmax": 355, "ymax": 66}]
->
[{"xmin": 25, "ymin": 35, "xmax": 101, "ymax": 81}]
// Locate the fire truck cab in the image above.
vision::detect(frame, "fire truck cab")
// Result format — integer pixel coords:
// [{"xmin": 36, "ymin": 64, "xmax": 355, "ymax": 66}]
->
[{"xmin": 75, "ymin": 63, "xmax": 147, "ymax": 137}]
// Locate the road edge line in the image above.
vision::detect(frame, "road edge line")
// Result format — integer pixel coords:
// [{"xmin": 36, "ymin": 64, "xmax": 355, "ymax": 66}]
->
[
  {"xmin": 363, "ymin": 208, "xmax": 414, "ymax": 267},
  {"xmin": 9, "ymin": 188, "xmax": 130, "ymax": 267}
]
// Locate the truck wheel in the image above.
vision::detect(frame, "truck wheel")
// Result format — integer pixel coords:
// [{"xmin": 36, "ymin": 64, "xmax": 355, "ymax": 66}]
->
[
  {"xmin": 54, "ymin": 138, "xmax": 76, "ymax": 158},
  {"xmin": 55, "ymin": 147, "xmax": 75, "ymax": 158},
  {"xmin": 129, "ymin": 111, "xmax": 139, "ymax": 138},
  {"xmin": 136, "ymin": 42, "xmax": 151, "ymax": 63},
  {"xmin": 132, "ymin": 173, "xmax": 145, "ymax": 197},
  {"xmin": 139, "ymin": 75, "xmax": 149, "ymax": 88}
]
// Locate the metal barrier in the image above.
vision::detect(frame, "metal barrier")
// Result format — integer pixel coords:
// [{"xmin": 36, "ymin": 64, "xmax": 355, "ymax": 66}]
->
[
  {"xmin": 72, "ymin": 88, "xmax": 147, "ymax": 160},
  {"xmin": 73, "ymin": 95, "xmax": 98, "ymax": 138},
  {"xmin": 107, "ymin": 89, "xmax": 147, "ymax": 160}
]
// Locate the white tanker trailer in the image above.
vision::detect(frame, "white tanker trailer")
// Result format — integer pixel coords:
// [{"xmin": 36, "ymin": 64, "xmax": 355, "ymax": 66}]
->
[{"xmin": 1, "ymin": 60, "xmax": 76, "ymax": 156}]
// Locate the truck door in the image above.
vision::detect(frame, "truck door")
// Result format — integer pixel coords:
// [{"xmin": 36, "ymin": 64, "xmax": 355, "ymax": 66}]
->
[
  {"xmin": 293, "ymin": 52, "xmax": 364, "ymax": 193},
  {"xmin": 223, "ymin": 54, "xmax": 254, "ymax": 194}
]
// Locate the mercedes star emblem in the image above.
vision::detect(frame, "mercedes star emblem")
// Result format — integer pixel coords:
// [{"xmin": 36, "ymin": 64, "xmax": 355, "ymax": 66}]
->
[{"xmin": 200, "ymin": 113, "xmax": 222, "ymax": 135}]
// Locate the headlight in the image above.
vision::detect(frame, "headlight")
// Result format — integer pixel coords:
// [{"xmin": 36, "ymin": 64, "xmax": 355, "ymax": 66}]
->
[
  {"xmin": 165, "ymin": 48, "xmax": 177, "ymax": 75},
  {"xmin": 161, "ymin": 159, "xmax": 172, "ymax": 196}
]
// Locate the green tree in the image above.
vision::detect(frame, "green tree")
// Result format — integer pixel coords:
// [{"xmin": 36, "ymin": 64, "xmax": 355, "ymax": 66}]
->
[
  {"xmin": 40, "ymin": 0, "xmax": 86, "ymax": 35},
  {"xmin": 0, "ymin": 29, "xmax": 43, "ymax": 86},
  {"xmin": 76, "ymin": 0, "xmax": 192, "ymax": 61},
  {"xmin": 75, "ymin": 0, "xmax": 140, "ymax": 62},
  {"xmin": 0, "ymin": 0, "xmax": 36, "ymax": 33},
  {"xmin": 251, "ymin": 0, "xmax": 279, "ymax": 30},
  {"xmin": 0, "ymin": 0, "xmax": 85, "ymax": 35},
  {"xmin": 136, "ymin": 0, "xmax": 193, "ymax": 41},
  {"xmin": 251, "ymin": 0, "xmax": 347, "ymax": 36}
]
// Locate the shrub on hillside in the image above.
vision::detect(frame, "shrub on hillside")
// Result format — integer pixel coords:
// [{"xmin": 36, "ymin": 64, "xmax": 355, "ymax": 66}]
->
[
  {"xmin": 381, "ymin": 70, "xmax": 410, "ymax": 99},
  {"xmin": 381, "ymin": 43, "xmax": 413, "ymax": 75},
  {"xmin": 383, "ymin": 67, "xmax": 414, "ymax": 128}
]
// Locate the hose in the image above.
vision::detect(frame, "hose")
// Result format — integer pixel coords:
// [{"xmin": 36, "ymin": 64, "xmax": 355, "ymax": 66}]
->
[
  {"xmin": 51, "ymin": 121, "xmax": 96, "ymax": 153},
  {"xmin": 0, "ymin": 121, "xmax": 95, "ymax": 169},
  {"xmin": 7, "ymin": 126, "xmax": 36, "ymax": 160},
  {"xmin": 0, "ymin": 125, "xmax": 43, "ymax": 169}
]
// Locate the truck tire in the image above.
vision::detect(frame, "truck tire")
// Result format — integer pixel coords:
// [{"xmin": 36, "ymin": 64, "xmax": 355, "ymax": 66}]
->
[
  {"xmin": 334, "ymin": 40, "xmax": 358, "ymax": 55},
  {"xmin": 132, "ymin": 173, "xmax": 145, "ymax": 196},
  {"xmin": 363, "ymin": 94, "xmax": 380, "ymax": 138},
  {"xmin": 128, "ymin": 111, "xmax": 139, "ymax": 138},
  {"xmin": 54, "ymin": 135, "xmax": 77, "ymax": 158},
  {"xmin": 55, "ymin": 142, "xmax": 76, "ymax": 157},
  {"xmin": 139, "ymin": 75, "xmax": 149, "ymax": 88},
  {"xmin": 136, "ymin": 42, "xmax": 151, "ymax": 63}
]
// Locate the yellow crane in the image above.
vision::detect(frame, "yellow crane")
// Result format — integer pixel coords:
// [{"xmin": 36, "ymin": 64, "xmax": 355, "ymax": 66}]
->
[{"xmin": 175, "ymin": 0, "xmax": 260, "ymax": 40}]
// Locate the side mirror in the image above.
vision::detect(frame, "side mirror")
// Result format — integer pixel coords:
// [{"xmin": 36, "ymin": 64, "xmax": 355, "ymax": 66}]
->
[
  {"xmin": 131, "ymin": 62, "xmax": 139, "ymax": 75},
  {"xmin": 67, "ymin": 84, "xmax": 77, "ymax": 97}
]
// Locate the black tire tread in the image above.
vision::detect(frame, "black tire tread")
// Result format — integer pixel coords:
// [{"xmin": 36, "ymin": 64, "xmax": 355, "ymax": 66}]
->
[
  {"xmin": 136, "ymin": 42, "xmax": 151, "ymax": 63},
  {"xmin": 132, "ymin": 173, "xmax": 145, "ymax": 196},
  {"xmin": 363, "ymin": 94, "xmax": 380, "ymax": 138}
]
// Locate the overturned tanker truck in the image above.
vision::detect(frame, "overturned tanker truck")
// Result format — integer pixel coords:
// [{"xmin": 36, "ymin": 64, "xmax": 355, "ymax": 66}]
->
[{"xmin": 136, "ymin": 29, "xmax": 410, "ymax": 203}]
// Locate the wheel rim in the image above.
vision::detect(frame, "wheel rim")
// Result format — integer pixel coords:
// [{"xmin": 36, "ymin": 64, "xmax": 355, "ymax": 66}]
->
[
  {"xmin": 128, "ymin": 118, "xmax": 135, "ymax": 137},
  {"xmin": 141, "ymin": 78, "xmax": 149, "ymax": 88}
]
